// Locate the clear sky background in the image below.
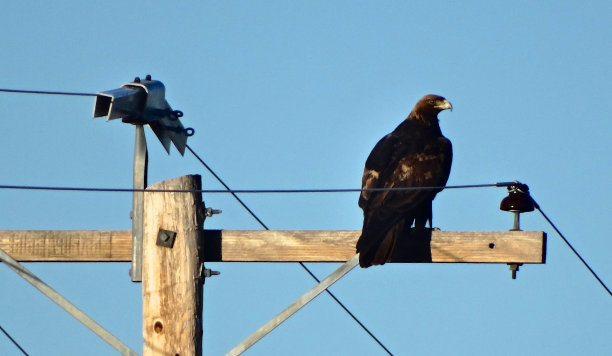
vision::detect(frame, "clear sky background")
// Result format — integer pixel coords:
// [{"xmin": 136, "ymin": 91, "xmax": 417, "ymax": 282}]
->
[{"xmin": 1, "ymin": 1, "xmax": 611, "ymax": 355}]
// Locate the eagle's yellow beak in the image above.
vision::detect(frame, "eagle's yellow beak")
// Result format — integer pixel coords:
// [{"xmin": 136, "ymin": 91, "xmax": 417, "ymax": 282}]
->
[{"xmin": 435, "ymin": 99, "xmax": 453, "ymax": 112}]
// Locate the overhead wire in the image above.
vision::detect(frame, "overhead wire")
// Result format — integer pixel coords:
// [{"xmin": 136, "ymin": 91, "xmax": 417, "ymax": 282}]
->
[
  {"xmin": 185, "ymin": 144, "xmax": 394, "ymax": 355},
  {"xmin": 0, "ymin": 86, "xmax": 397, "ymax": 352},
  {"xmin": 2, "ymin": 85, "xmax": 609, "ymax": 342},
  {"xmin": 0, "ymin": 88, "xmax": 96, "ymax": 97},
  {"xmin": 0, "ymin": 183, "xmax": 512, "ymax": 194},
  {"xmin": 0, "ymin": 324, "xmax": 29, "ymax": 356},
  {"xmin": 532, "ymin": 198, "xmax": 611, "ymax": 298}
]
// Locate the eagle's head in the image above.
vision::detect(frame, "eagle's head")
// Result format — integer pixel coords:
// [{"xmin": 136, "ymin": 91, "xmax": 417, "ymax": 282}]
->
[{"xmin": 410, "ymin": 94, "xmax": 452, "ymax": 123}]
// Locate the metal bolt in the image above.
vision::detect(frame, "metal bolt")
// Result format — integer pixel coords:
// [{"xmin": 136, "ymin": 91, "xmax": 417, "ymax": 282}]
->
[
  {"xmin": 203, "ymin": 268, "xmax": 220, "ymax": 278},
  {"xmin": 509, "ymin": 263, "xmax": 522, "ymax": 279},
  {"xmin": 500, "ymin": 183, "xmax": 533, "ymax": 280},
  {"xmin": 145, "ymin": 74, "xmax": 152, "ymax": 81},
  {"xmin": 134, "ymin": 77, "xmax": 141, "ymax": 83},
  {"xmin": 205, "ymin": 207, "xmax": 222, "ymax": 217}
]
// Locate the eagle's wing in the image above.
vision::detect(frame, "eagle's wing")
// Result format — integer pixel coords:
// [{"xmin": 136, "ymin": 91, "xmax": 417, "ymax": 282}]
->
[{"xmin": 357, "ymin": 134, "xmax": 452, "ymax": 267}]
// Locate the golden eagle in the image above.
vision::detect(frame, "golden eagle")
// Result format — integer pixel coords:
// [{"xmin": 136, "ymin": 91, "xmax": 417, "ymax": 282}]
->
[{"xmin": 356, "ymin": 94, "xmax": 453, "ymax": 268}]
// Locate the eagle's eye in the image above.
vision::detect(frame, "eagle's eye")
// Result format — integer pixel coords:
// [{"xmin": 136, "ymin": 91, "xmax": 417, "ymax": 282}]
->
[{"xmin": 428, "ymin": 99, "xmax": 434, "ymax": 104}]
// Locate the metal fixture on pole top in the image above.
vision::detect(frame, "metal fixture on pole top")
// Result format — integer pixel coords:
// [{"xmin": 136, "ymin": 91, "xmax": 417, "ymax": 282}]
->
[
  {"xmin": 92, "ymin": 75, "xmax": 193, "ymax": 282},
  {"xmin": 499, "ymin": 181, "xmax": 535, "ymax": 279}
]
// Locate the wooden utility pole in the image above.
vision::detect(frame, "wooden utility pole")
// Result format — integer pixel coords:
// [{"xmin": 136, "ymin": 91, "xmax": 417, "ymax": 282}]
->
[{"xmin": 141, "ymin": 175, "xmax": 205, "ymax": 356}]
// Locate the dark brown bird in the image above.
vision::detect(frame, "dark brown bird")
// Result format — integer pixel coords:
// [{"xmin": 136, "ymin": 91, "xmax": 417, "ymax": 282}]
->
[{"xmin": 356, "ymin": 94, "xmax": 453, "ymax": 267}]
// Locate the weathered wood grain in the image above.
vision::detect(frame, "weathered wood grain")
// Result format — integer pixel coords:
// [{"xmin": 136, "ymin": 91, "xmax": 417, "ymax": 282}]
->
[
  {"xmin": 202, "ymin": 230, "xmax": 546, "ymax": 263},
  {"xmin": 0, "ymin": 229, "xmax": 546, "ymax": 263},
  {"xmin": 0, "ymin": 230, "xmax": 132, "ymax": 262},
  {"xmin": 142, "ymin": 175, "xmax": 204, "ymax": 356}
]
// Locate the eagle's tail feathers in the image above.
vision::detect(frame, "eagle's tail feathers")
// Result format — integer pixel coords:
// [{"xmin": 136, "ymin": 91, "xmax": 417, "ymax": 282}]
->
[{"xmin": 357, "ymin": 214, "xmax": 409, "ymax": 267}]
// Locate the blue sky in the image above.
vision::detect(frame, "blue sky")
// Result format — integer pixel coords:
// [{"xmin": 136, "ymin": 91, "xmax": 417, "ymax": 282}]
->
[{"xmin": 1, "ymin": 1, "xmax": 611, "ymax": 355}]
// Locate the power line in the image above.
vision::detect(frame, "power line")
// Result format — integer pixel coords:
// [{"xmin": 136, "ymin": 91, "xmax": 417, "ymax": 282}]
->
[
  {"xmin": 0, "ymin": 324, "xmax": 29, "ymax": 356},
  {"xmin": 0, "ymin": 182, "xmax": 512, "ymax": 195},
  {"xmin": 185, "ymin": 145, "xmax": 270, "ymax": 229},
  {"xmin": 4, "ymin": 84, "xmax": 608, "ymax": 345},
  {"xmin": 532, "ymin": 198, "xmax": 612, "ymax": 298},
  {"xmin": 296, "ymin": 261, "xmax": 394, "ymax": 355},
  {"xmin": 0, "ymin": 88, "xmax": 96, "ymax": 97},
  {"xmin": 0, "ymin": 85, "xmax": 395, "ymax": 352},
  {"xmin": 185, "ymin": 144, "xmax": 394, "ymax": 355}
]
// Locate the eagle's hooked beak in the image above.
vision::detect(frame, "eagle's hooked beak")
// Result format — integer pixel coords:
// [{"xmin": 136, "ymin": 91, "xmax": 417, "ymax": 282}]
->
[{"xmin": 435, "ymin": 99, "xmax": 453, "ymax": 112}]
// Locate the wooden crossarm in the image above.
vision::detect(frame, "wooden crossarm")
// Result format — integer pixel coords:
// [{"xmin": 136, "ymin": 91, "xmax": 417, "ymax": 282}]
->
[{"xmin": 0, "ymin": 229, "xmax": 545, "ymax": 263}]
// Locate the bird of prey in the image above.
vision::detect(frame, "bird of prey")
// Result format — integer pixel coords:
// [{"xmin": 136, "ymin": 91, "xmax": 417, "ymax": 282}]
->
[{"xmin": 356, "ymin": 94, "xmax": 453, "ymax": 268}]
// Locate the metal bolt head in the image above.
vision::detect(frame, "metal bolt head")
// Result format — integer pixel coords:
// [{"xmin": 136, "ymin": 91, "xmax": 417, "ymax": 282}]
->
[
  {"xmin": 156, "ymin": 229, "xmax": 177, "ymax": 248},
  {"xmin": 160, "ymin": 231, "xmax": 170, "ymax": 242}
]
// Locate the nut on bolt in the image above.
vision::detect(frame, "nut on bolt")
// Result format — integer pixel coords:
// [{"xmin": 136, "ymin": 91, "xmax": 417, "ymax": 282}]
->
[
  {"xmin": 205, "ymin": 207, "xmax": 222, "ymax": 217},
  {"xmin": 203, "ymin": 268, "xmax": 220, "ymax": 278}
]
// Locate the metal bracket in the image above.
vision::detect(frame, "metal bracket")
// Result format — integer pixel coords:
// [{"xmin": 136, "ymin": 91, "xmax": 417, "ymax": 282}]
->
[
  {"xmin": 93, "ymin": 75, "xmax": 193, "ymax": 282},
  {"xmin": 93, "ymin": 75, "xmax": 193, "ymax": 156},
  {"xmin": 129, "ymin": 125, "xmax": 147, "ymax": 282},
  {"xmin": 226, "ymin": 254, "xmax": 360, "ymax": 355},
  {"xmin": 156, "ymin": 229, "xmax": 177, "ymax": 248}
]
